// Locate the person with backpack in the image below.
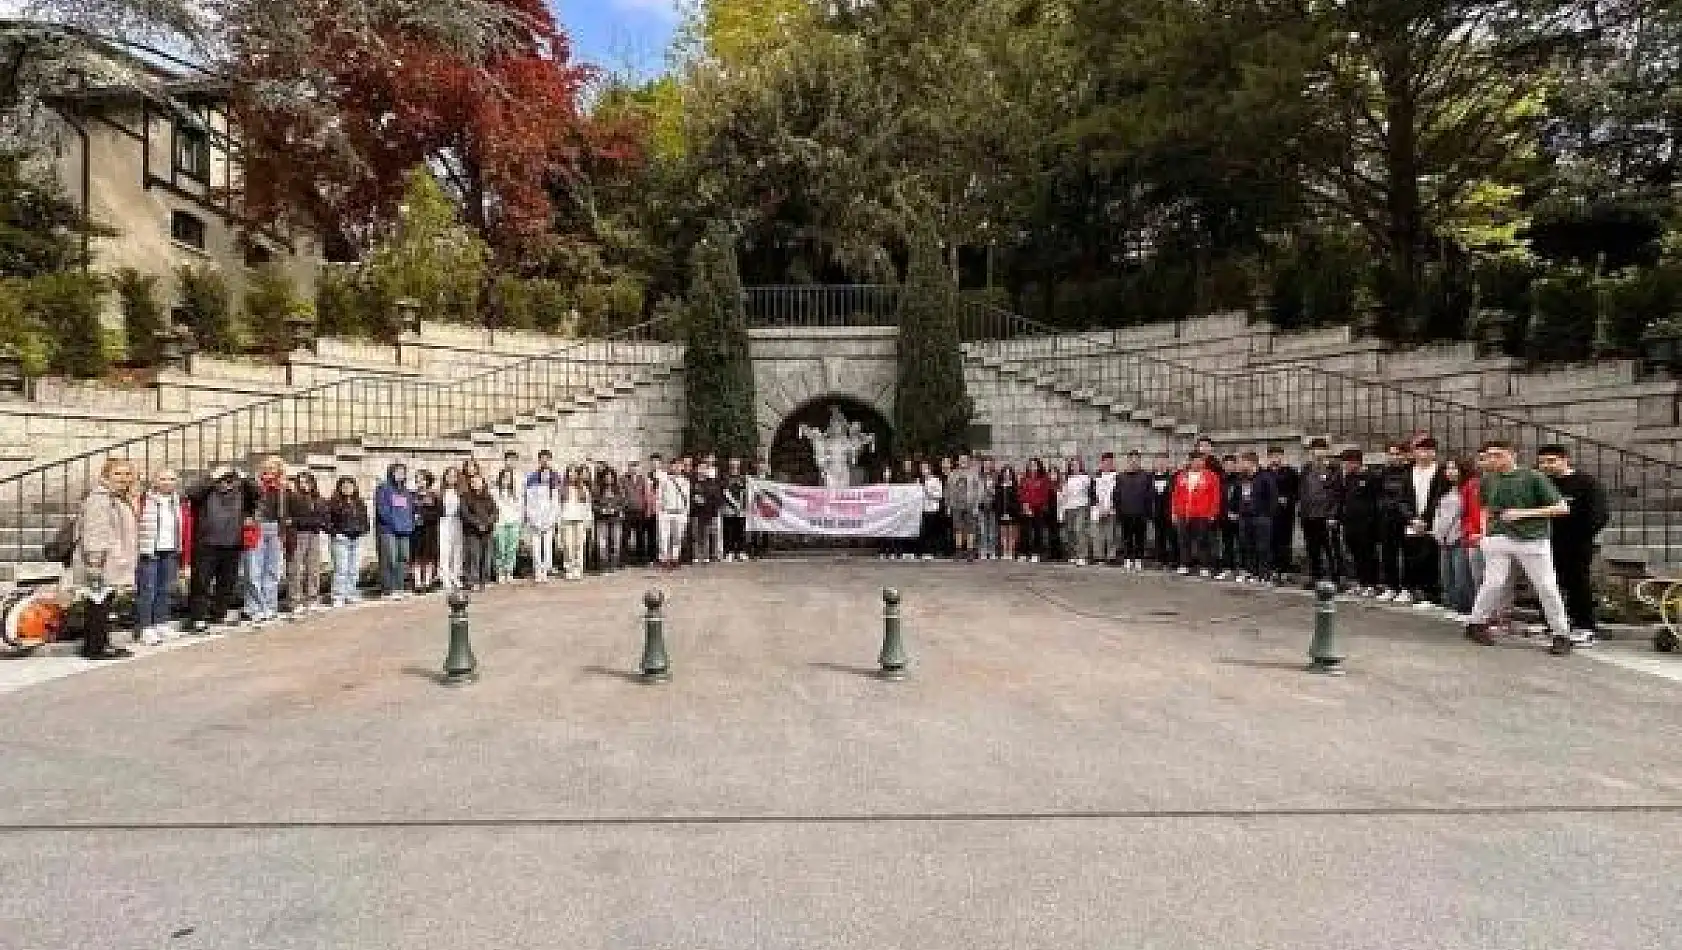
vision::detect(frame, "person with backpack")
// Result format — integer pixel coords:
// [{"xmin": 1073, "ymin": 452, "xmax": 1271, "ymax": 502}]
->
[
  {"xmin": 285, "ymin": 471, "xmax": 329, "ymax": 615},
  {"xmin": 326, "ymin": 476, "xmax": 370, "ymax": 607},
  {"xmin": 72, "ymin": 458, "xmax": 141, "ymax": 659},
  {"xmin": 134, "ymin": 467, "xmax": 188, "ymax": 645},
  {"xmin": 187, "ymin": 465, "xmax": 257, "ymax": 632}
]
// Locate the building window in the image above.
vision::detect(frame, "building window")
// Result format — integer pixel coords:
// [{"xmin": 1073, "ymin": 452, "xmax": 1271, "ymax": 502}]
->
[
  {"xmin": 174, "ymin": 125, "xmax": 210, "ymax": 182},
  {"xmin": 171, "ymin": 210, "xmax": 206, "ymax": 250}
]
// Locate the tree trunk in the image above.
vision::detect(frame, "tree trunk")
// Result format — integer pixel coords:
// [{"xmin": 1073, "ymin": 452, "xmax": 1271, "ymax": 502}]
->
[{"xmin": 1382, "ymin": 50, "xmax": 1424, "ymax": 341}]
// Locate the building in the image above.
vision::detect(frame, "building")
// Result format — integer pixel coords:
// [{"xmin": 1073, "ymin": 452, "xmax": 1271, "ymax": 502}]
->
[{"xmin": 22, "ymin": 25, "xmax": 321, "ymax": 326}]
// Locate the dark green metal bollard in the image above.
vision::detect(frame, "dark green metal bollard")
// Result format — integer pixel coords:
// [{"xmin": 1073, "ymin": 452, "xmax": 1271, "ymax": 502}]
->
[
  {"xmin": 640, "ymin": 589, "xmax": 671, "ymax": 684},
  {"xmin": 878, "ymin": 588, "xmax": 907, "ymax": 681},
  {"xmin": 1306, "ymin": 581, "xmax": 1345, "ymax": 675},
  {"xmin": 442, "ymin": 591, "xmax": 479, "ymax": 686}
]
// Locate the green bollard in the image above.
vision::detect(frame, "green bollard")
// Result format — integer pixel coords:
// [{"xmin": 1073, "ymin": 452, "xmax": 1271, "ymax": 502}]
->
[
  {"xmin": 640, "ymin": 589, "xmax": 671, "ymax": 684},
  {"xmin": 878, "ymin": 588, "xmax": 907, "ymax": 681},
  {"xmin": 442, "ymin": 591, "xmax": 479, "ymax": 686},
  {"xmin": 1306, "ymin": 581, "xmax": 1345, "ymax": 675}
]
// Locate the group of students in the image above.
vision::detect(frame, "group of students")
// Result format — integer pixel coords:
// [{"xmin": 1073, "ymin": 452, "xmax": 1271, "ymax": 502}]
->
[
  {"xmin": 877, "ymin": 434, "xmax": 1609, "ymax": 655},
  {"xmin": 60, "ymin": 447, "xmax": 769, "ymax": 660}
]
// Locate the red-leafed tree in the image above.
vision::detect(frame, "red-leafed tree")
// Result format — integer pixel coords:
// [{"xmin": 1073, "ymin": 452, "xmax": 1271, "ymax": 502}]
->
[{"xmin": 232, "ymin": 0, "xmax": 641, "ymax": 256}]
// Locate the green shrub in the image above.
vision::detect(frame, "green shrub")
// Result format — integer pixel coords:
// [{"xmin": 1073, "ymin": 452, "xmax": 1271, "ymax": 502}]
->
[
  {"xmin": 1599, "ymin": 266, "xmax": 1682, "ymax": 357},
  {"xmin": 527, "ymin": 279, "xmax": 573, "ymax": 334},
  {"xmin": 491, "ymin": 274, "xmax": 534, "ymax": 330},
  {"xmin": 115, "ymin": 268, "xmax": 166, "ymax": 366},
  {"xmin": 27, "ymin": 271, "xmax": 108, "ymax": 378},
  {"xmin": 176, "ymin": 265, "xmax": 236, "ymax": 353},
  {"xmin": 681, "ymin": 223, "xmax": 758, "ymax": 458},
  {"xmin": 315, "ymin": 265, "xmax": 374, "ymax": 338},
  {"xmin": 0, "ymin": 278, "xmax": 49, "ymax": 375},
  {"xmin": 244, "ymin": 265, "xmax": 311, "ymax": 358},
  {"xmin": 1527, "ymin": 267, "xmax": 1598, "ymax": 363}
]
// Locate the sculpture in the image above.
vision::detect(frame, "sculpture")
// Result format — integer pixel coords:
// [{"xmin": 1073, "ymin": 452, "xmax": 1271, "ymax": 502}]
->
[{"xmin": 799, "ymin": 406, "xmax": 874, "ymax": 488}]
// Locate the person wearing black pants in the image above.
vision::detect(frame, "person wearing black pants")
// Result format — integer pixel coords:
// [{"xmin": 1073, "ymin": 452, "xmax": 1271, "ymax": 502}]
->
[
  {"xmin": 1114, "ymin": 451, "xmax": 1155, "ymax": 570},
  {"xmin": 1149, "ymin": 455, "xmax": 1178, "ymax": 568},
  {"xmin": 187, "ymin": 466, "xmax": 257, "ymax": 631},
  {"xmin": 1398, "ymin": 437, "xmax": 1453, "ymax": 606},
  {"xmin": 1296, "ymin": 439, "xmax": 1345, "ymax": 587},
  {"xmin": 1338, "ymin": 449, "xmax": 1384, "ymax": 594},
  {"xmin": 722, "ymin": 458, "xmax": 748, "ymax": 561},
  {"xmin": 1538, "ymin": 445, "xmax": 1610, "ymax": 638},
  {"xmin": 1377, "ymin": 443, "xmax": 1412, "ymax": 598},
  {"xmin": 1265, "ymin": 447, "xmax": 1299, "ymax": 575}
]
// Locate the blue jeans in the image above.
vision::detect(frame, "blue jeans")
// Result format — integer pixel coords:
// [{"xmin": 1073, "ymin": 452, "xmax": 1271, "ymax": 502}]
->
[
  {"xmin": 134, "ymin": 552, "xmax": 180, "ymax": 630},
  {"xmin": 331, "ymin": 535, "xmax": 362, "ymax": 604},
  {"xmin": 243, "ymin": 521, "xmax": 285, "ymax": 618},
  {"xmin": 1440, "ymin": 544, "xmax": 1476, "ymax": 614},
  {"xmin": 977, "ymin": 512, "xmax": 999, "ymax": 557},
  {"xmin": 377, "ymin": 531, "xmax": 410, "ymax": 595}
]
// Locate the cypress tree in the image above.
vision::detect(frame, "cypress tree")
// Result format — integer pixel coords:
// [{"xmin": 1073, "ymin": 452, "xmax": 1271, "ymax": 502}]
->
[
  {"xmin": 894, "ymin": 229, "xmax": 973, "ymax": 457},
  {"xmin": 682, "ymin": 223, "xmax": 759, "ymax": 458}
]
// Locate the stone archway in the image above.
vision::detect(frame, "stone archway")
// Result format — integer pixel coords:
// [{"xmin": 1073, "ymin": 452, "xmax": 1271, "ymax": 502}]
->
[
  {"xmin": 768, "ymin": 395, "xmax": 895, "ymax": 486},
  {"xmin": 750, "ymin": 327, "xmax": 898, "ymax": 454}
]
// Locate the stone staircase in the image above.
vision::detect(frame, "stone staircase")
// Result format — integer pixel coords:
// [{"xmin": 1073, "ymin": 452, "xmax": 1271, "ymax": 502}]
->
[
  {"xmin": 962, "ymin": 326, "xmax": 1682, "ymax": 569},
  {"xmin": 0, "ymin": 324, "xmax": 684, "ymax": 581}
]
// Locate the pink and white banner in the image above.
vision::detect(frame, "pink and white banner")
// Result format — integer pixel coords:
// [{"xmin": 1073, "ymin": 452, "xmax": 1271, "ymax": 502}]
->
[{"xmin": 746, "ymin": 479, "xmax": 923, "ymax": 538}]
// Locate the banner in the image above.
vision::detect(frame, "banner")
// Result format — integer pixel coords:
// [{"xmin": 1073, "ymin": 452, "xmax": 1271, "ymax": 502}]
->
[{"xmin": 747, "ymin": 479, "xmax": 923, "ymax": 538}]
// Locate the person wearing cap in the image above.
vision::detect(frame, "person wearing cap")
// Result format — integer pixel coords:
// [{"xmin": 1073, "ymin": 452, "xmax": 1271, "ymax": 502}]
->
[
  {"xmin": 1399, "ymin": 436, "xmax": 1453, "ymax": 610},
  {"xmin": 187, "ymin": 464, "xmax": 257, "ymax": 632},
  {"xmin": 1296, "ymin": 438, "xmax": 1344, "ymax": 588}
]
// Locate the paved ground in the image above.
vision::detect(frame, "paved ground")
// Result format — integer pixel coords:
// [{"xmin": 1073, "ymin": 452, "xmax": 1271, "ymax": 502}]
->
[{"xmin": 1, "ymin": 560, "xmax": 1679, "ymax": 949}]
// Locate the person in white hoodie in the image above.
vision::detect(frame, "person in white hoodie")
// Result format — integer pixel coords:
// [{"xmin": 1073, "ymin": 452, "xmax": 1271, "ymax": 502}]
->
[
  {"xmin": 919, "ymin": 460, "xmax": 944, "ymax": 560},
  {"xmin": 1058, "ymin": 457, "xmax": 1094, "ymax": 566},
  {"xmin": 491, "ymin": 467, "xmax": 525, "ymax": 583},
  {"xmin": 437, "ymin": 467, "xmax": 465, "ymax": 591},
  {"xmin": 524, "ymin": 467, "xmax": 560, "ymax": 582}
]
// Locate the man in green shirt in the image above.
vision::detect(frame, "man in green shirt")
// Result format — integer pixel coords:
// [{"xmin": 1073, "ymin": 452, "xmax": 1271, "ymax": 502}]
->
[{"xmin": 1465, "ymin": 440, "xmax": 1576, "ymax": 654}]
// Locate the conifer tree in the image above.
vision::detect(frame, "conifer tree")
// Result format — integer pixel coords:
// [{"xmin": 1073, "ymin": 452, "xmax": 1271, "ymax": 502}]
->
[
  {"xmin": 894, "ymin": 229, "xmax": 973, "ymax": 457},
  {"xmin": 682, "ymin": 223, "xmax": 759, "ymax": 458}
]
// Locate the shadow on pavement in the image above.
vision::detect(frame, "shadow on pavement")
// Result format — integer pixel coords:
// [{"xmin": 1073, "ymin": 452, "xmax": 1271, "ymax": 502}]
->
[
  {"xmin": 582, "ymin": 665, "xmax": 648, "ymax": 684},
  {"xmin": 808, "ymin": 661, "xmax": 885, "ymax": 679}
]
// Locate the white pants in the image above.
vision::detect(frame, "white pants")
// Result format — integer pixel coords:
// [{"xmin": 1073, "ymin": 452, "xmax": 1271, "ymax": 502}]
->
[
  {"xmin": 1469, "ymin": 534, "xmax": 1570, "ymax": 636},
  {"xmin": 439, "ymin": 517, "xmax": 464, "ymax": 591},
  {"xmin": 559, "ymin": 520, "xmax": 588, "ymax": 578},
  {"xmin": 531, "ymin": 526, "xmax": 556, "ymax": 579},
  {"xmin": 657, "ymin": 512, "xmax": 688, "ymax": 563}
]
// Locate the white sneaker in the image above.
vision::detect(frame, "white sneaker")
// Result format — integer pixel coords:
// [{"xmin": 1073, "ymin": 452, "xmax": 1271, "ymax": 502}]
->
[
  {"xmin": 922, "ymin": 554, "xmax": 934, "ymax": 561},
  {"xmin": 1176, "ymin": 566, "xmax": 1190, "ymax": 575},
  {"xmin": 1393, "ymin": 591, "xmax": 1414, "ymax": 605},
  {"xmin": 1030, "ymin": 555, "xmax": 1041, "ymax": 563},
  {"xmin": 1072, "ymin": 558, "xmax": 1085, "ymax": 567},
  {"xmin": 1216, "ymin": 570, "xmax": 1233, "ymax": 581},
  {"xmin": 1200, "ymin": 569, "xmax": 1213, "ymax": 578},
  {"xmin": 138, "ymin": 627, "xmax": 163, "ymax": 647},
  {"xmin": 1412, "ymin": 599, "xmax": 1436, "ymax": 611}
]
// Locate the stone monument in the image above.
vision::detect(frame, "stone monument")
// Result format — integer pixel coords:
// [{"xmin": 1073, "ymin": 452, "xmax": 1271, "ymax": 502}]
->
[{"xmin": 799, "ymin": 406, "xmax": 875, "ymax": 489}]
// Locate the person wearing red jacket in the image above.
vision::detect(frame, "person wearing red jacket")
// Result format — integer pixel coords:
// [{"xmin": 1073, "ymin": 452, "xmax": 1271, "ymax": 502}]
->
[
  {"xmin": 1018, "ymin": 458, "xmax": 1054, "ymax": 563},
  {"xmin": 1171, "ymin": 453, "xmax": 1222, "ymax": 575}
]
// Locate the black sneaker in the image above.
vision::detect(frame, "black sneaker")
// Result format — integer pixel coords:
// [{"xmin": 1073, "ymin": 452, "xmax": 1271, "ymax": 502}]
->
[
  {"xmin": 1549, "ymin": 635, "xmax": 1574, "ymax": 656},
  {"xmin": 1464, "ymin": 622, "xmax": 1495, "ymax": 646}
]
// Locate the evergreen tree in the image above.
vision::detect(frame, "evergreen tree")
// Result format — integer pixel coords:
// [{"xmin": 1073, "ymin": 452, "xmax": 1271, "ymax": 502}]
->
[
  {"xmin": 682, "ymin": 223, "xmax": 759, "ymax": 458},
  {"xmin": 115, "ymin": 268, "xmax": 166, "ymax": 366},
  {"xmin": 894, "ymin": 229, "xmax": 973, "ymax": 457}
]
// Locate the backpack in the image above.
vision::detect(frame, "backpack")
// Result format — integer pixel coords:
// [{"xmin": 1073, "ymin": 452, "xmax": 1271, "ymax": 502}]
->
[{"xmin": 43, "ymin": 516, "xmax": 79, "ymax": 567}]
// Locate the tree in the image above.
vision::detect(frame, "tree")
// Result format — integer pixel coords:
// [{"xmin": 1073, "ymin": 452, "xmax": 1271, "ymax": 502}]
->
[
  {"xmin": 176, "ymin": 265, "xmax": 236, "ymax": 353},
  {"xmin": 682, "ymin": 223, "xmax": 758, "ymax": 458},
  {"xmin": 362, "ymin": 167, "xmax": 491, "ymax": 330},
  {"xmin": 894, "ymin": 228, "xmax": 973, "ymax": 457},
  {"xmin": 244, "ymin": 265, "xmax": 312, "ymax": 358},
  {"xmin": 231, "ymin": 0, "xmax": 634, "ymax": 255},
  {"xmin": 30, "ymin": 271, "xmax": 108, "ymax": 378},
  {"xmin": 115, "ymin": 268, "xmax": 166, "ymax": 366},
  {"xmin": 0, "ymin": 147, "xmax": 105, "ymax": 277}
]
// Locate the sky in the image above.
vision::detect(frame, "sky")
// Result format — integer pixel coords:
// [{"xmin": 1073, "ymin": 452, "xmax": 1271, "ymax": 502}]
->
[{"xmin": 551, "ymin": 0, "xmax": 681, "ymax": 77}]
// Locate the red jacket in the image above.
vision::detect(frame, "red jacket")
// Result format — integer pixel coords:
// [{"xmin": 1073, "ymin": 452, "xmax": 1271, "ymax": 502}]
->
[
  {"xmin": 1461, "ymin": 477, "xmax": 1482, "ymax": 546},
  {"xmin": 1171, "ymin": 469, "xmax": 1223, "ymax": 520},
  {"xmin": 1018, "ymin": 474, "xmax": 1053, "ymax": 517}
]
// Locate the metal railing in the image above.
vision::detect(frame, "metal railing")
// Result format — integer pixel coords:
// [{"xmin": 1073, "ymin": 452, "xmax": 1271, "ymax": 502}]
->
[
  {"xmin": 968, "ymin": 305, "xmax": 1682, "ymax": 563},
  {"xmin": 0, "ymin": 316, "xmax": 680, "ymax": 564}
]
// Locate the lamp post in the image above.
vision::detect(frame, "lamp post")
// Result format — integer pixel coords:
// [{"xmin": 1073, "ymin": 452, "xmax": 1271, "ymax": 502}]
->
[
  {"xmin": 0, "ymin": 344, "xmax": 26, "ymax": 398},
  {"xmin": 393, "ymin": 297, "xmax": 421, "ymax": 365}
]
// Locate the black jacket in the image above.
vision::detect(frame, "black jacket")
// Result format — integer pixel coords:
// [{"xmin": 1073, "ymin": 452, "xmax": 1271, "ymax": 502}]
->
[
  {"xmin": 1298, "ymin": 461, "xmax": 1342, "ymax": 520},
  {"xmin": 1269, "ymin": 464, "xmax": 1300, "ymax": 509},
  {"xmin": 460, "ymin": 490, "xmax": 499, "ymax": 536},
  {"xmin": 1147, "ymin": 470, "xmax": 1176, "ymax": 522},
  {"xmin": 1339, "ymin": 466, "xmax": 1384, "ymax": 524},
  {"xmin": 691, "ymin": 475, "xmax": 724, "ymax": 518},
  {"xmin": 1227, "ymin": 471, "xmax": 1280, "ymax": 519},
  {"xmin": 1114, "ymin": 471, "xmax": 1156, "ymax": 518},
  {"xmin": 190, "ymin": 478, "xmax": 257, "ymax": 548},
  {"xmin": 995, "ymin": 482, "xmax": 1020, "ymax": 521},
  {"xmin": 287, "ymin": 491, "xmax": 330, "ymax": 534},
  {"xmin": 1548, "ymin": 470, "xmax": 1610, "ymax": 548},
  {"xmin": 327, "ymin": 496, "xmax": 370, "ymax": 538},
  {"xmin": 1396, "ymin": 463, "xmax": 1454, "ymax": 524}
]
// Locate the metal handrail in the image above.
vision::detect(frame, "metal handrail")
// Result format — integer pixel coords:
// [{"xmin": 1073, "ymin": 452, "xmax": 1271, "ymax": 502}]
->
[
  {"xmin": 972, "ymin": 306, "xmax": 1682, "ymax": 561},
  {"xmin": 0, "ymin": 315, "xmax": 680, "ymax": 564}
]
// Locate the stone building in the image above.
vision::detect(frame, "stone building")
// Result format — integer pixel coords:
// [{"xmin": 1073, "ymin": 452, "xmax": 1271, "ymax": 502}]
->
[{"xmin": 26, "ymin": 28, "xmax": 321, "ymax": 324}]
